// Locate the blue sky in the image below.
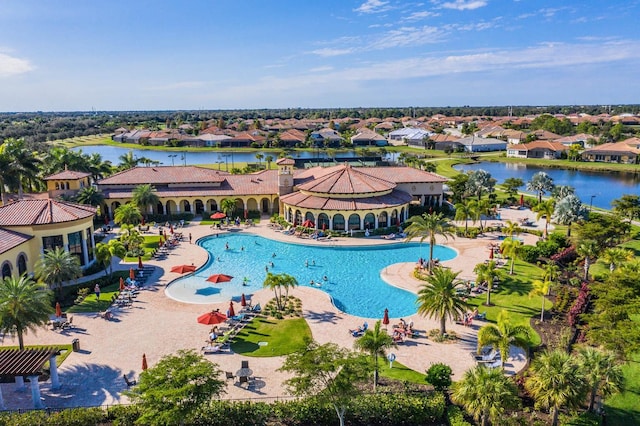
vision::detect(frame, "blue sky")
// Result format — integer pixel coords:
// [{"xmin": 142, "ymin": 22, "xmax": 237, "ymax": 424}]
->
[{"xmin": 1, "ymin": 0, "xmax": 639, "ymax": 111}]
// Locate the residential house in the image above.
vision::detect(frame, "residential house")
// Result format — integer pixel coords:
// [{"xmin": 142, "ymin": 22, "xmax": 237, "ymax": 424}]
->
[
  {"xmin": 310, "ymin": 128, "xmax": 342, "ymax": 148},
  {"xmin": 455, "ymin": 136, "xmax": 507, "ymax": 153},
  {"xmin": 507, "ymin": 141, "xmax": 568, "ymax": 159},
  {"xmin": 351, "ymin": 128, "xmax": 388, "ymax": 147},
  {"xmin": 387, "ymin": 127, "xmax": 432, "ymax": 147},
  {"xmin": 581, "ymin": 137, "xmax": 640, "ymax": 164},
  {"xmin": 278, "ymin": 129, "xmax": 307, "ymax": 148}
]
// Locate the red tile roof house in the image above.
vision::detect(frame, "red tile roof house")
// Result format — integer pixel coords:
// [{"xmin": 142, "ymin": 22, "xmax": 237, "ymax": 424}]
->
[
  {"xmin": 350, "ymin": 128, "xmax": 388, "ymax": 147},
  {"xmin": 581, "ymin": 137, "xmax": 640, "ymax": 164},
  {"xmin": 277, "ymin": 129, "xmax": 307, "ymax": 148},
  {"xmin": 507, "ymin": 141, "xmax": 568, "ymax": 159}
]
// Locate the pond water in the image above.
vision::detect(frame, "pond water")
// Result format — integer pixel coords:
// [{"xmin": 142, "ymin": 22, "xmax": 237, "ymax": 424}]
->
[{"xmin": 454, "ymin": 162, "xmax": 640, "ymax": 210}]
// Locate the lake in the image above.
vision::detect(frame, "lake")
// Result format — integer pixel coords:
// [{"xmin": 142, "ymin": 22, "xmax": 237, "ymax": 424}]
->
[{"xmin": 454, "ymin": 162, "xmax": 640, "ymax": 210}]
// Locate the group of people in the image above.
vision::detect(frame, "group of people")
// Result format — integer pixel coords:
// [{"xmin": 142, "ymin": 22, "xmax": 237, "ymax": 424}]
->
[
  {"xmin": 392, "ymin": 318, "xmax": 414, "ymax": 343},
  {"xmin": 456, "ymin": 308, "xmax": 480, "ymax": 327}
]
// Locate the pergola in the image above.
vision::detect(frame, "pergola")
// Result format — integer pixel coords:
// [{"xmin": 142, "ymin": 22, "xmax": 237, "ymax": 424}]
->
[{"xmin": 0, "ymin": 348, "xmax": 61, "ymax": 409}]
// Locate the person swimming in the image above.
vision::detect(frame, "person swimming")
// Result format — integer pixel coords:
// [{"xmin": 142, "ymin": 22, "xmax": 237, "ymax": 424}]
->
[
  {"xmin": 225, "ymin": 242, "xmax": 229, "ymax": 250},
  {"xmin": 323, "ymin": 275, "xmax": 328, "ymax": 281}
]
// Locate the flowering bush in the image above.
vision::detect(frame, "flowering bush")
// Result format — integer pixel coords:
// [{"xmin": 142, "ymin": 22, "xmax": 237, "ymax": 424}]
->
[{"xmin": 568, "ymin": 282, "xmax": 589, "ymax": 327}]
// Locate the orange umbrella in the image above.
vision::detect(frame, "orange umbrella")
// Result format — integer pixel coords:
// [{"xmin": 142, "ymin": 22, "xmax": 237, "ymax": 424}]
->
[
  {"xmin": 206, "ymin": 274, "xmax": 233, "ymax": 284},
  {"xmin": 240, "ymin": 293, "xmax": 247, "ymax": 307},
  {"xmin": 55, "ymin": 302, "xmax": 62, "ymax": 318},
  {"xmin": 228, "ymin": 301, "xmax": 235, "ymax": 318},
  {"xmin": 171, "ymin": 264, "xmax": 197, "ymax": 274},
  {"xmin": 382, "ymin": 308, "xmax": 389, "ymax": 326},
  {"xmin": 138, "ymin": 256, "xmax": 143, "ymax": 270},
  {"xmin": 210, "ymin": 212, "xmax": 226, "ymax": 220},
  {"xmin": 197, "ymin": 310, "xmax": 227, "ymax": 325},
  {"xmin": 142, "ymin": 353, "xmax": 148, "ymax": 371},
  {"xmin": 119, "ymin": 277, "xmax": 125, "ymax": 291},
  {"xmin": 130, "ymin": 267, "xmax": 135, "ymax": 280}
]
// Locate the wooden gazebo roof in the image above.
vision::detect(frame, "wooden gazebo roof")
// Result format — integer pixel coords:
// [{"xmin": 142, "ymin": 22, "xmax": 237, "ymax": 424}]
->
[{"xmin": 0, "ymin": 348, "xmax": 60, "ymax": 377}]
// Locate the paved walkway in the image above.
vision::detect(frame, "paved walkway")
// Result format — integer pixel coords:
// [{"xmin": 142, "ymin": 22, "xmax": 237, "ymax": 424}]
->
[{"xmin": 0, "ymin": 207, "xmax": 538, "ymax": 409}]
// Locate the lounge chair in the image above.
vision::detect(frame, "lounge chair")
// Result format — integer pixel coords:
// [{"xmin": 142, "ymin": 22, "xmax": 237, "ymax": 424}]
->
[
  {"xmin": 350, "ymin": 322, "xmax": 368, "ymax": 337},
  {"xmin": 474, "ymin": 349, "xmax": 500, "ymax": 363},
  {"xmin": 201, "ymin": 345, "xmax": 223, "ymax": 354},
  {"xmin": 123, "ymin": 374, "xmax": 137, "ymax": 387},
  {"xmin": 486, "ymin": 359, "xmax": 503, "ymax": 369},
  {"xmin": 225, "ymin": 371, "xmax": 235, "ymax": 380},
  {"xmin": 381, "ymin": 233, "xmax": 396, "ymax": 240}
]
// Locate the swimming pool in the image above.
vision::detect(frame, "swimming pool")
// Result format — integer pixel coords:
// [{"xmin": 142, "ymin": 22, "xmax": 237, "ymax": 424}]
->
[{"xmin": 165, "ymin": 234, "xmax": 457, "ymax": 318}]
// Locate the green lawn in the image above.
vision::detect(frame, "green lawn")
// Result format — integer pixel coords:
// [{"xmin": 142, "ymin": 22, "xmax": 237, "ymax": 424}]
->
[
  {"xmin": 465, "ymin": 258, "xmax": 546, "ymax": 346},
  {"xmin": 124, "ymin": 235, "xmax": 162, "ymax": 261},
  {"xmin": 379, "ymin": 360, "xmax": 426, "ymax": 384},
  {"xmin": 230, "ymin": 317, "xmax": 311, "ymax": 357},
  {"xmin": 67, "ymin": 282, "xmax": 121, "ymax": 313}
]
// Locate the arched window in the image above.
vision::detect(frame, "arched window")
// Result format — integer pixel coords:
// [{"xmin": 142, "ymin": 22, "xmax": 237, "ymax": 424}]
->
[
  {"xmin": 17, "ymin": 254, "xmax": 27, "ymax": 276},
  {"xmin": 1, "ymin": 263, "xmax": 11, "ymax": 279},
  {"xmin": 348, "ymin": 214, "xmax": 361, "ymax": 230},
  {"xmin": 333, "ymin": 214, "xmax": 345, "ymax": 231},
  {"xmin": 364, "ymin": 213, "xmax": 375, "ymax": 229},
  {"xmin": 318, "ymin": 213, "xmax": 329, "ymax": 230},
  {"xmin": 378, "ymin": 211, "xmax": 388, "ymax": 228}
]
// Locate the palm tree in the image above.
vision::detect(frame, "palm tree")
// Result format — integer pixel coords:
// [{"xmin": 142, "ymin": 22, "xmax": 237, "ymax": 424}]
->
[
  {"xmin": 466, "ymin": 169, "xmax": 495, "ymax": 201},
  {"xmin": 529, "ymin": 279, "xmax": 551, "ymax": 322},
  {"xmin": 500, "ymin": 238, "xmax": 522, "ymax": 275},
  {"xmin": 75, "ymin": 186, "xmax": 104, "ymax": 207},
  {"xmin": 599, "ymin": 247, "xmax": 634, "ymax": 272},
  {"xmin": 114, "ymin": 202, "xmax": 142, "ymax": 226},
  {"xmin": 454, "ymin": 201, "xmax": 474, "ymax": 233},
  {"xmin": 0, "ymin": 151, "xmax": 19, "ymax": 205},
  {"xmin": 353, "ymin": 320, "xmax": 396, "ymax": 392},
  {"xmin": 503, "ymin": 220, "xmax": 519, "ymax": 239},
  {"xmin": 533, "ymin": 199, "xmax": 555, "ymax": 236},
  {"xmin": 576, "ymin": 239, "xmax": 599, "ymax": 281},
  {"xmin": 255, "ymin": 153, "xmax": 264, "ymax": 167},
  {"xmin": 262, "ymin": 272, "xmax": 298, "ymax": 311},
  {"xmin": 611, "ymin": 194, "xmax": 640, "ymax": 222},
  {"xmin": 220, "ymin": 198, "xmax": 236, "ymax": 218},
  {"xmin": 132, "ymin": 184, "xmax": 159, "ymax": 220},
  {"xmin": 527, "ymin": 171, "xmax": 555, "ymax": 203},
  {"xmin": 404, "ymin": 212, "xmax": 455, "ymax": 274},
  {"xmin": 552, "ymin": 194, "xmax": 588, "ymax": 237},
  {"xmin": 577, "ymin": 346, "xmax": 624, "ymax": 412},
  {"xmin": 3, "ymin": 138, "xmax": 42, "ymax": 198},
  {"xmin": 0, "ymin": 276, "xmax": 53, "ymax": 349},
  {"xmin": 452, "ymin": 365, "xmax": 520, "ymax": 426},
  {"xmin": 118, "ymin": 150, "xmax": 140, "ymax": 170},
  {"xmin": 35, "ymin": 247, "xmax": 82, "ymax": 295},
  {"xmin": 265, "ymin": 155, "xmax": 274, "ymax": 170},
  {"xmin": 525, "ymin": 350, "xmax": 587, "ymax": 426},
  {"xmin": 473, "ymin": 260, "xmax": 501, "ymax": 306},
  {"xmin": 541, "ymin": 262, "xmax": 560, "ymax": 284},
  {"xmin": 95, "ymin": 240, "xmax": 126, "ymax": 277},
  {"xmin": 551, "ymin": 185, "xmax": 575, "ymax": 200},
  {"xmin": 416, "ymin": 267, "xmax": 468, "ymax": 336},
  {"xmin": 86, "ymin": 153, "xmax": 113, "ymax": 181},
  {"xmin": 477, "ymin": 312, "xmax": 530, "ymax": 365}
]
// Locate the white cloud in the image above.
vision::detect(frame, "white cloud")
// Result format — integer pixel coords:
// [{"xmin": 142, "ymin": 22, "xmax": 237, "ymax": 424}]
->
[
  {"xmin": 0, "ymin": 53, "xmax": 34, "ymax": 77},
  {"xmin": 310, "ymin": 48, "xmax": 354, "ymax": 57},
  {"xmin": 441, "ymin": 0, "xmax": 487, "ymax": 11},
  {"xmin": 402, "ymin": 11, "xmax": 440, "ymax": 21},
  {"xmin": 354, "ymin": 0, "xmax": 391, "ymax": 14},
  {"xmin": 309, "ymin": 66, "xmax": 334, "ymax": 73},
  {"xmin": 369, "ymin": 26, "xmax": 445, "ymax": 49}
]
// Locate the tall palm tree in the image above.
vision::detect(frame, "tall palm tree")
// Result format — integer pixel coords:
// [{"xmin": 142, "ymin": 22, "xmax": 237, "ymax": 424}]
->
[
  {"xmin": 477, "ymin": 311, "xmax": 530, "ymax": 365},
  {"xmin": 577, "ymin": 346, "xmax": 624, "ymax": 412},
  {"xmin": 114, "ymin": 202, "xmax": 142, "ymax": 226},
  {"xmin": 35, "ymin": 247, "xmax": 82, "ymax": 295},
  {"xmin": 529, "ymin": 279, "xmax": 551, "ymax": 322},
  {"xmin": 0, "ymin": 151, "xmax": 19, "ymax": 205},
  {"xmin": 3, "ymin": 138, "xmax": 42, "ymax": 198},
  {"xmin": 525, "ymin": 350, "xmax": 587, "ymax": 426},
  {"xmin": 416, "ymin": 267, "xmax": 468, "ymax": 336},
  {"xmin": 220, "ymin": 198, "xmax": 236, "ymax": 218},
  {"xmin": 86, "ymin": 153, "xmax": 113, "ymax": 181},
  {"xmin": 132, "ymin": 184, "xmax": 159, "ymax": 220},
  {"xmin": 95, "ymin": 240, "xmax": 126, "ymax": 277},
  {"xmin": 255, "ymin": 153, "xmax": 264, "ymax": 166},
  {"xmin": 0, "ymin": 276, "xmax": 53, "ymax": 349},
  {"xmin": 452, "ymin": 365, "xmax": 520, "ymax": 426},
  {"xmin": 533, "ymin": 199, "xmax": 555, "ymax": 236},
  {"xmin": 404, "ymin": 212, "xmax": 455, "ymax": 273},
  {"xmin": 576, "ymin": 239, "xmax": 599, "ymax": 281},
  {"xmin": 262, "ymin": 272, "xmax": 298, "ymax": 311},
  {"xmin": 353, "ymin": 320, "xmax": 396, "ymax": 392},
  {"xmin": 473, "ymin": 260, "xmax": 501, "ymax": 306},
  {"xmin": 503, "ymin": 220, "xmax": 519, "ymax": 239},
  {"xmin": 265, "ymin": 155, "xmax": 274, "ymax": 170},
  {"xmin": 75, "ymin": 186, "xmax": 104, "ymax": 207},
  {"xmin": 500, "ymin": 237, "xmax": 522, "ymax": 275},
  {"xmin": 527, "ymin": 171, "xmax": 554, "ymax": 203},
  {"xmin": 118, "ymin": 150, "xmax": 140, "ymax": 170},
  {"xmin": 599, "ymin": 247, "xmax": 634, "ymax": 272},
  {"xmin": 454, "ymin": 200, "xmax": 474, "ymax": 233}
]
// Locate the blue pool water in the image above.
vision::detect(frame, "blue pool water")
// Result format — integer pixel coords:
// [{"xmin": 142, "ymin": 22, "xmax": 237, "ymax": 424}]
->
[{"xmin": 165, "ymin": 234, "xmax": 457, "ymax": 318}]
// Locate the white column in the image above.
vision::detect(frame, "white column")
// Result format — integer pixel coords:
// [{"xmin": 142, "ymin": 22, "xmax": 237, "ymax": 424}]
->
[
  {"xmin": 439, "ymin": 194, "xmax": 443, "ymax": 206},
  {"xmin": 28, "ymin": 375, "xmax": 44, "ymax": 409},
  {"xmin": 81, "ymin": 236, "xmax": 89, "ymax": 266},
  {"xmin": 329, "ymin": 216, "xmax": 333, "ymax": 231},
  {"xmin": 49, "ymin": 355, "xmax": 61, "ymax": 389},
  {"xmin": 374, "ymin": 215, "xmax": 379, "ymax": 229},
  {"xmin": 15, "ymin": 375, "xmax": 25, "ymax": 391}
]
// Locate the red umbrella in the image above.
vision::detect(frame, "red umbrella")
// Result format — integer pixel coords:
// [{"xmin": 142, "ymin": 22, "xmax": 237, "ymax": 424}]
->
[
  {"xmin": 240, "ymin": 293, "xmax": 247, "ymax": 307},
  {"xmin": 119, "ymin": 277, "xmax": 125, "ymax": 291},
  {"xmin": 171, "ymin": 264, "xmax": 197, "ymax": 274},
  {"xmin": 170, "ymin": 224, "xmax": 174, "ymax": 234},
  {"xmin": 302, "ymin": 219, "xmax": 314, "ymax": 228},
  {"xmin": 138, "ymin": 256, "xmax": 143, "ymax": 270},
  {"xmin": 228, "ymin": 301, "xmax": 235, "ymax": 318},
  {"xmin": 382, "ymin": 308, "xmax": 389, "ymax": 326},
  {"xmin": 129, "ymin": 268, "xmax": 135, "ymax": 280},
  {"xmin": 210, "ymin": 212, "xmax": 226, "ymax": 220},
  {"xmin": 55, "ymin": 302, "xmax": 62, "ymax": 318},
  {"xmin": 197, "ymin": 310, "xmax": 227, "ymax": 325},
  {"xmin": 489, "ymin": 249, "xmax": 494, "ymax": 259},
  {"xmin": 142, "ymin": 353, "xmax": 148, "ymax": 371},
  {"xmin": 322, "ymin": 223, "xmax": 326, "ymax": 231},
  {"xmin": 206, "ymin": 274, "xmax": 233, "ymax": 284},
  {"xmin": 519, "ymin": 194, "xmax": 524, "ymax": 207}
]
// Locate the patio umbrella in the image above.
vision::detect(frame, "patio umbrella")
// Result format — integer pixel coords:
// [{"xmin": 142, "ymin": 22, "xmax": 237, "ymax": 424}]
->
[
  {"xmin": 138, "ymin": 256, "xmax": 143, "ymax": 270},
  {"xmin": 382, "ymin": 308, "xmax": 389, "ymax": 327},
  {"xmin": 210, "ymin": 212, "xmax": 226, "ymax": 220},
  {"xmin": 171, "ymin": 264, "xmax": 197, "ymax": 274},
  {"xmin": 142, "ymin": 353, "xmax": 148, "ymax": 371},
  {"xmin": 322, "ymin": 223, "xmax": 326, "ymax": 231},
  {"xmin": 240, "ymin": 293, "xmax": 247, "ymax": 307},
  {"xmin": 129, "ymin": 267, "xmax": 135, "ymax": 280},
  {"xmin": 119, "ymin": 277, "xmax": 125, "ymax": 291},
  {"xmin": 489, "ymin": 248, "xmax": 494, "ymax": 259},
  {"xmin": 302, "ymin": 219, "xmax": 314, "ymax": 228},
  {"xmin": 228, "ymin": 301, "xmax": 235, "ymax": 318},
  {"xmin": 519, "ymin": 194, "xmax": 524, "ymax": 207},
  {"xmin": 197, "ymin": 310, "xmax": 227, "ymax": 325},
  {"xmin": 206, "ymin": 274, "xmax": 233, "ymax": 284},
  {"xmin": 55, "ymin": 302, "xmax": 62, "ymax": 318},
  {"xmin": 170, "ymin": 224, "xmax": 174, "ymax": 234}
]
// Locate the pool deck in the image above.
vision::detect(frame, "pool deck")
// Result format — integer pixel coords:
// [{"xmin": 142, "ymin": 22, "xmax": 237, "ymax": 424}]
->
[{"xmin": 0, "ymin": 207, "xmax": 542, "ymax": 409}]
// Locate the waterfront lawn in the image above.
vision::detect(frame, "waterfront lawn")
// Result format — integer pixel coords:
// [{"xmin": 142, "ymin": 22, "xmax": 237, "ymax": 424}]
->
[
  {"xmin": 465, "ymin": 258, "xmax": 545, "ymax": 346},
  {"xmin": 230, "ymin": 317, "xmax": 311, "ymax": 357},
  {"xmin": 124, "ymin": 235, "xmax": 161, "ymax": 262},
  {"xmin": 379, "ymin": 360, "xmax": 427, "ymax": 384},
  {"xmin": 67, "ymin": 282, "xmax": 120, "ymax": 313}
]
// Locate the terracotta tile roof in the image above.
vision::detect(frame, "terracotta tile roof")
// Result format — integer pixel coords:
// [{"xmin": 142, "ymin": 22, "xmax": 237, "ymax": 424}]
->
[
  {"xmin": 583, "ymin": 140, "xmax": 640, "ymax": 154},
  {"xmin": 98, "ymin": 166, "xmax": 227, "ymax": 186},
  {"xmin": 280, "ymin": 189, "xmax": 412, "ymax": 211},
  {"xmin": 0, "ymin": 228, "xmax": 33, "ymax": 255},
  {"xmin": 359, "ymin": 167, "xmax": 448, "ymax": 184},
  {"xmin": 43, "ymin": 170, "xmax": 91, "ymax": 181},
  {"xmin": 510, "ymin": 141, "xmax": 567, "ymax": 151},
  {"xmin": 279, "ymin": 129, "xmax": 306, "ymax": 142},
  {"xmin": 297, "ymin": 164, "xmax": 396, "ymax": 195},
  {"xmin": 0, "ymin": 199, "xmax": 96, "ymax": 226},
  {"xmin": 276, "ymin": 158, "xmax": 295, "ymax": 166}
]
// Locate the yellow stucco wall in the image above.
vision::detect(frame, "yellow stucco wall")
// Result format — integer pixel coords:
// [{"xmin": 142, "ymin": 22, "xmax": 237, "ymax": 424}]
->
[{"xmin": 46, "ymin": 177, "xmax": 90, "ymax": 192}]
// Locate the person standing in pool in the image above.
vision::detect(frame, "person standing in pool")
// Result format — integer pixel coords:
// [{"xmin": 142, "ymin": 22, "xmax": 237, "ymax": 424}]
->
[{"xmin": 225, "ymin": 242, "xmax": 229, "ymax": 250}]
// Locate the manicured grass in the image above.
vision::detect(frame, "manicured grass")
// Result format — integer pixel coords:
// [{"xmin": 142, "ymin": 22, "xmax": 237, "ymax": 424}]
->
[
  {"xmin": 379, "ymin": 360, "xmax": 426, "ymax": 384},
  {"xmin": 465, "ymin": 258, "xmax": 546, "ymax": 346},
  {"xmin": 0, "ymin": 344, "xmax": 74, "ymax": 368},
  {"xmin": 124, "ymin": 235, "xmax": 162, "ymax": 261},
  {"xmin": 230, "ymin": 317, "xmax": 311, "ymax": 357},
  {"xmin": 67, "ymin": 282, "xmax": 120, "ymax": 313}
]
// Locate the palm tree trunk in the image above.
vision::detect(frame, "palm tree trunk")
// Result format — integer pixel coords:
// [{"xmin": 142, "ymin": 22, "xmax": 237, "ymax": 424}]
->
[
  {"xmin": 540, "ymin": 298, "xmax": 545, "ymax": 322},
  {"xmin": 481, "ymin": 414, "xmax": 488, "ymax": 426},
  {"xmin": 440, "ymin": 316, "xmax": 446, "ymax": 335},
  {"xmin": 510, "ymin": 258, "xmax": 515, "ymax": 275},
  {"xmin": 18, "ymin": 331, "xmax": 24, "ymax": 350},
  {"xmin": 551, "ymin": 407, "xmax": 559, "ymax": 426},
  {"xmin": 588, "ymin": 387, "xmax": 597, "ymax": 412},
  {"xmin": 373, "ymin": 353, "xmax": 379, "ymax": 392},
  {"xmin": 584, "ymin": 259, "xmax": 590, "ymax": 281},
  {"xmin": 486, "ymin": 286, "xmax": 492, "ymax": 306},
  {"xmin": 429, "ymin": 235, "xmax": 435, "ymax": 273}
]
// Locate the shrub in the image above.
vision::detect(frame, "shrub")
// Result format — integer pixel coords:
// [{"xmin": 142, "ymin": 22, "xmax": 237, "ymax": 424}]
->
[
  {"xmin": 519, "ymin": 245, "xmax": 540, "ymax": 263},
  {"xmin": 425, "ymin": 363, "xmax": 452, "ymax": 391},
  {"xmin": 568, "ymin": 282, "xmax": 589, "ymax": 327},
  {"xmin": 447, "ymin": 405, "xmax": 473, "ymax": 426}
]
